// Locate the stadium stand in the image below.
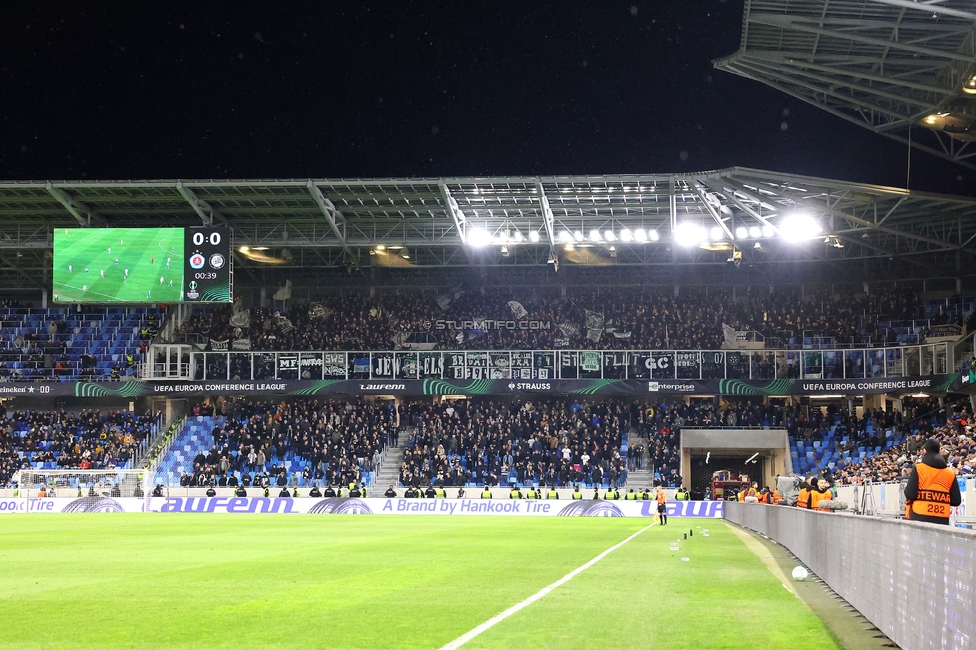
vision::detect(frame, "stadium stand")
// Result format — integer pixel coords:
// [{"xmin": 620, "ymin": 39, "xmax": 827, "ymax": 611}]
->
[
  {"xmin": 0, "ymin": 407, "xmax": 161, "ymax": 486},
  {"xmin": 178, "ymin": 286, "xmax": 942, "ymax": 352},
  {"xmin": 155, "ymin": 399, "xmax": 395, "ymax": 489},
  {"xmin": 831, "ymin": 402, "xmax": 975, "ymax": 485},
  {"xmin": 144, "ymin": 395, "xmax": 968, "ymax": 493},
  {"xmin": 786, "ymin": 398, "xmax": 949, "ymax": 480},
  {"xmin": 397, "ymin": 398, "xmax": 627, "ymax": 488},
  {"xmin": 0, "ymin": 306, "xmax": 160, "ymax": 381}
]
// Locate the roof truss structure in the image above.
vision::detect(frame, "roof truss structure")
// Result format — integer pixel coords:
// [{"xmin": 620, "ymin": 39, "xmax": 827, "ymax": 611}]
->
[
  {"xmin": 715, "ymin": 0, "xmax": 976, "ymax": 169},
  {"xmin": 0, "ymin": 169, "xmax": 973, "ymax": 279}
]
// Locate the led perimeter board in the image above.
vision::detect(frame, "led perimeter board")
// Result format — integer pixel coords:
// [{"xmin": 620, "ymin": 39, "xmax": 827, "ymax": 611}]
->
[{"xmin": 52, "ymin": 227, "xmax": 230, "ymax": 303}]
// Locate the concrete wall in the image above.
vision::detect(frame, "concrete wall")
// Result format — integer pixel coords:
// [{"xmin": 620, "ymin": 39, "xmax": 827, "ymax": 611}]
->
[{"xmin": 725, "ymin": 503, "xmax": 976, "ymax": 650}]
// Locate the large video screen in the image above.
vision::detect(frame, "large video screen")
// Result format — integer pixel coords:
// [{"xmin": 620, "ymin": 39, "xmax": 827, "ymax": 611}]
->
[{"xmin": 52, "ymin": 227, "xmax": 230, "ymax": 303}]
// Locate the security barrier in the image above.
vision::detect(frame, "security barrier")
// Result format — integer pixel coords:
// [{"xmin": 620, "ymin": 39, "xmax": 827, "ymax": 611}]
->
[{"xmin": 724, "ymin": 503, "xmax": 976, "ymax": 650}]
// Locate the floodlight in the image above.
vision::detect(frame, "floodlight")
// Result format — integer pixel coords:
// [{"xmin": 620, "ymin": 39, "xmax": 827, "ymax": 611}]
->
[
  {"xmin": 648, "ymin": 230, "xmax": 659, "ymax": 241},
  {"xmin": 620, "ymin": 229, "xmax": 633, "ymax": 242},
  {"xmin": 589, "ymin": 229, "xmax": 602, "ymax": 242},
  {"xmin": 748, "ymin": 226, "xmax": 761, "ymax": 238},
  {"xmin": 761, "ymin": 225, "xmax": 775, "ymax": 238},
  {"xmin": 513, "ymin": 231, "xmax": 524, "ymax": 243},
  {"xmin": 468, "ymin": 227, "xmax": 492, "ymax": 247},
  {"xmin": 634, "ymin": 228, "xmax": 647, "ymax": 243},
  {"xmin": 709, "ymin": 226, "xmax": 724, "ymax": 241},
  {"xmin": 604, "ymin": 230, "xmax": 616, "ymax": 242},
  {"xmin": 559, "ymin": 230, "xmax": 573, "ymax": 243},
  {"xmin": 735, "ymin": 227, "xmax": 748, "ymax": 239},
  {"xmin": 780, "ymin": 214, "xmax": 823, "ymax": 243},
  {"xmin": 674, "ymin": 222, "xmax": 708, "ymax": 247},
  {"xmin": 528, "ymin": 230, "xmax": 540, "ymax": 243},
  {"xmin": 574, "ymin": 230, "xmax": 584, "ymax": 242}
]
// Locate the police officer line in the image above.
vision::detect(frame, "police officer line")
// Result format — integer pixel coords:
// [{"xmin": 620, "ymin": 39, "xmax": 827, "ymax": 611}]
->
[{"xmin": 140, "ymin": 485, "xmax": 685, "ymax": 501}]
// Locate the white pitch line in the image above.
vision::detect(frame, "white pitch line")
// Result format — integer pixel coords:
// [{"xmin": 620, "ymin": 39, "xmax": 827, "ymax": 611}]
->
[{"xmin": 438, "ymin": 521, "xmax": 656, "ymax": 650}]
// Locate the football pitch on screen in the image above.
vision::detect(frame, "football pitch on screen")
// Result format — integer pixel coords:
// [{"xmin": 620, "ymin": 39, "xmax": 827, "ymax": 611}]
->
[
  {"xmin": 0, "ymin": 516, "xmax": 840, "ymax": 650},
  {"xmin": 52, "ymin": 228, "xmax": 184, "ymax": 303}
]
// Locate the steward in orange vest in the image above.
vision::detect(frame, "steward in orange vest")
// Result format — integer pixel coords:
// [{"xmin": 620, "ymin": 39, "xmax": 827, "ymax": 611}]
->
[
  {"xmin": 656, "ymin": 487, "xmax": 668, "ymax": 526},
  {"xmin": 741, "ymin": 483, "xmax": 759, "ymax": 501},
  {"xmin": 807, "ymin": 478, "xmax": 834, "ymax": 511},
  {"xmin": 904, "ymin": 439, "xmax": 961, "ymax": 525},
  {"xmin": 796, "ymin": 476, "xmax": 814, "ymax": 509}
]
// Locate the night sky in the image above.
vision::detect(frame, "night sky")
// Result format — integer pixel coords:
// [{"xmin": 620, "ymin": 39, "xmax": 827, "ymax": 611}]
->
[{"xmin": 1, "ymin": 1, "xmax": 972, "ymax": 194}]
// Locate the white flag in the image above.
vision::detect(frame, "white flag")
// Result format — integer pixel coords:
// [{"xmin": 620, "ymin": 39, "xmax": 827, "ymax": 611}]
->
[{"xmin": 507, "ymin": 301, "xmax": 528, "ymax": 320}]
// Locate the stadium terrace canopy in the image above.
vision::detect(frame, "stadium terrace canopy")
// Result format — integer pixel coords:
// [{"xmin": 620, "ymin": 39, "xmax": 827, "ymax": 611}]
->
[
  {"xmin": 0, "ymin": 168, "xmax": 975, "ymax": 285},
  {"xmin": 714, "ymin": 0, "xmax": 976, "ymax": 169}
]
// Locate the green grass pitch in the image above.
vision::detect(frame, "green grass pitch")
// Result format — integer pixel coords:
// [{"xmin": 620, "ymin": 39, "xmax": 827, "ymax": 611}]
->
[
  {"xmin": 0, "ymin": 516, "xmax": 841, "ymax": 650},
  {"xmin": 52, "ymin": 228, "xmax": 184, "ymax": 303}
]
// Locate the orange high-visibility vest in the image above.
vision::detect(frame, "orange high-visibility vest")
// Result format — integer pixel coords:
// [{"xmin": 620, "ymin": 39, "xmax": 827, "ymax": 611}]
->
[
  {"xmin": 907, "ymin": 464, "xmax": 956, "ymax": 522},
  {"xmin": 797, "ymin": 487, "xmax": 810, "ymax": 508},
  {"xmin": 808, "ymin": 488, "xmax": 832, "ymax": 511}
]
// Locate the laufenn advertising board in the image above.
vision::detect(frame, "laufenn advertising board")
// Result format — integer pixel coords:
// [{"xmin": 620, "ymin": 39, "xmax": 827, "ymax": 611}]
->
[{"xmin": 0, "ymin": 497, "xmax": 724, "ymax": 518}]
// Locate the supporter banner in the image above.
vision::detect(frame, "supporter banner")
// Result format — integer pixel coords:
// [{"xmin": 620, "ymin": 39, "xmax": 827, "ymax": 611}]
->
[
  {"xmin": 0, "ymin": 497, "xmax": 724, "ymax": 518},
  {"xmin": 0, "ymin": 373, "xmax": 962, "ymax": 399},
  {"xmin": 927, "ymin": 324, "xmax": 961, "ymax": 338}
]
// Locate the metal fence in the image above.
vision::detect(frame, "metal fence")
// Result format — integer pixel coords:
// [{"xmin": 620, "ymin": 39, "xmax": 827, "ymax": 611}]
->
[
  {"xmin": 724, "ymin": 504, "xmax": 976, "ymax": 650},
  {"xmin": 148, "ymin": 342, "xmax": 952, "ymax": 382}
]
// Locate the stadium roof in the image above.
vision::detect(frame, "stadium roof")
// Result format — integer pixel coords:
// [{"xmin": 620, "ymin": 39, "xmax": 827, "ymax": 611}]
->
[
  {"xmin": 0, "ymin": 168, "xmax": 975, "ymax": 286},
  {"xmin": 714, "ymin": 0, "xmax": 976, "ymax": 169}
]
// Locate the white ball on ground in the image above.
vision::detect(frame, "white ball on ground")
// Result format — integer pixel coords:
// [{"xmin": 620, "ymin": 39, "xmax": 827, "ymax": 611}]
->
[{"xmin": 792, "ymin": 566, "xmax": 809, "ymax": 581}]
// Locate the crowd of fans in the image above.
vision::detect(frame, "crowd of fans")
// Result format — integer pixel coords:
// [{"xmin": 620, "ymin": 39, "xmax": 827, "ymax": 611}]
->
[
  {"xmin": 4, "ymin": 394, "xmax": 969, "ymax": 493},
  {"xmin": 831, "ymin": 401, "xmax": 975, "ymax": 484},
  {"xmin": 180, "ymin": 285, "xmax": 937, "ymax": 353},
  {"xmin": 0, "ymin": 407, "xmax": 160, "ymax": 486},
  {"xmin": 398, "ymin": 398, "xmax": 627, "ymax": 488},
  {"xmin": 177, "ymin": 398, "xmax": 396, "ymax": 489}
]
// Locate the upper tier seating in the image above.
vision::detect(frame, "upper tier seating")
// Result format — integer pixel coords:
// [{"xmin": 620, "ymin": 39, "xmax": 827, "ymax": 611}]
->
[{"xmin": 0, "ymin": 307, "xmax": 159, "ymax": 381}]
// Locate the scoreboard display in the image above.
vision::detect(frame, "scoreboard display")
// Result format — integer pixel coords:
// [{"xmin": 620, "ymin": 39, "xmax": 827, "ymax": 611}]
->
[
  {"xmin": 52, "ymin": 227, "xmax": 231, "ymax": 303},
  {"xmin": 183, "ymin": 228, "xmax": 231, "ymax": 302}
]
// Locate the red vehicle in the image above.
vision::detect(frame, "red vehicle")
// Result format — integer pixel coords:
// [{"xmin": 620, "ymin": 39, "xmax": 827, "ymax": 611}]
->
[{"xmin": 711, "ymin": 470, "xmax": 750, "ymax": 500}]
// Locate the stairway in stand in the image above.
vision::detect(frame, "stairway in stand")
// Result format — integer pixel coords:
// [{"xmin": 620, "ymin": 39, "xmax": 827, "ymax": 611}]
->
[
  {"xmin": 625, "ymin": 430, "xmax": 656, "ymax": 489},
  {"xmin": 373, "ymin": 427, "xmax": 412, "ymax": 489}
]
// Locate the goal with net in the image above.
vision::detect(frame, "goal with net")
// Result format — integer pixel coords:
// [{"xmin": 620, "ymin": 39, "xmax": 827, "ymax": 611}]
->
[{"xmin": 16, "ymin": 469, "xmax": 151, "ymax": 502}]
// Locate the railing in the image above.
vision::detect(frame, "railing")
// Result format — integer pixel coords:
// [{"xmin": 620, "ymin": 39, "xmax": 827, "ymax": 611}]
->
[
  {"xmin": 144, "ymin": 341, "xmax": 954, "ymax": 382},
  {"xmin": 130, "ymin": 412, "xmax": 167, "ymax": 469},
  {"xmin": 145, "ymin": 415, "xmax": 188, "ymax": 480}
]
